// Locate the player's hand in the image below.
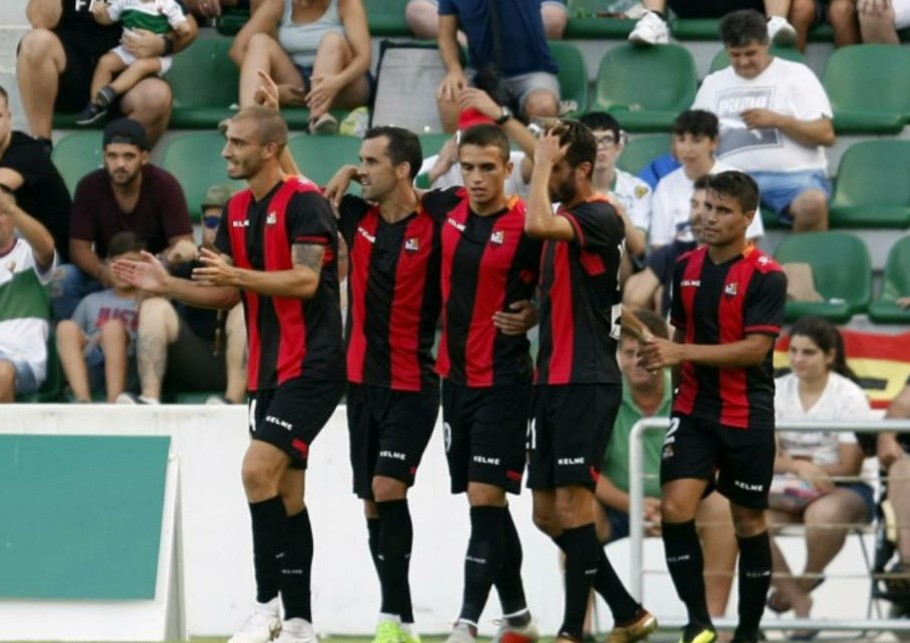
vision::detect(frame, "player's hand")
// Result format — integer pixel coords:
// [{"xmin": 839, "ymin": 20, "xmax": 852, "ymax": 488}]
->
[
  {"xmin": 740, "ymin": 108, "xmax": 781, "ymax": 130},
  {"xmin": 192, "ymin": 247, "xmax": 237, "ymax": 286},
  {"xmin": 493, "ymin": 300, "xmax": 539, "ymax": 335},
  {"xmin": 437, "ymin": 70, "xmax": 468, "ymax": 101},
  {"xmin": 111, "ymin": 251, "xmax": 170, "ymax": 294},
  {"xmin": 534, "ymin": 129, "xmax": 569, "ymax": 169},
  {"xmin": 277, "ymin": 84, "xmax": 307, "ymax": 107},
  {"xmin": 457, "ymin": 88, "xmax": 501, "ymax": 120},
  {"xmin": 121, "ymin": 28, "xmax": 165, "ymax": 58},
  {"xmin": 638, "ymin": 336, "xmax": 683, "ymax": 370},
  {"xmin": 306, "ymin": 74, "xmax": 343, "ymax": 111},
  {"xmin": 253, "ymin": 70, "xmax": 281, "ymax": 111},
  {"xmin": 430, "ymin": 137, "xmax": 459, "ymax": 177},
  {"xmin": 164, "ymin": 238, "xmax": 199, "ymax": 265},
  {"xmin": 324, "ymin": 165, "xmax": 359, "ymax": 208}
]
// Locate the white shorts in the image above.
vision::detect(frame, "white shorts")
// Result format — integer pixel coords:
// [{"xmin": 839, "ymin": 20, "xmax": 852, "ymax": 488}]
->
[
  {"xmin": 111, "ymin": 45, "xmax": 173, "ymax": 76},
  {"xmin": 894, "ymin": 0, "xmax": 910, "ymax": 29}
]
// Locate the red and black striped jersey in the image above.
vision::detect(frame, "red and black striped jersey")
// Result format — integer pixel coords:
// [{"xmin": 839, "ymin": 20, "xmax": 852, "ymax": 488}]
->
[
  {"xmin": 670, "ymin": 244, "xmax": 787, "ymax": 429},
  {"xmin": 338, "ymin": 195, "xmax": 442, "ymax": 392},
  {"xmin": 535, "ymin": 197, "xmax": 625, "ymax": 385},
  {"xmin": 215, "ymin": 177, "xmax": 345, "ymax": 391},
  {"xmin": 432, "ymin": 187, "xmax": 542, "ymax": 387}
]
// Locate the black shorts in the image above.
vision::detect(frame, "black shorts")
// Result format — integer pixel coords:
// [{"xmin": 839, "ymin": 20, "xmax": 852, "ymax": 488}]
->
[
  {"xmin": 163, "ymin": 317, "xmax": 227, "ymax": 394},
  {"xmin": 347, "ymin": 382, "xmax": 440, "ymax": 500},
  {"xmin": 660, "ymin": 413, "xmax": 775, "ymax": 510},
  {"xmin": 668, "ymin": 0, "xmax": 763, "ymax": 18},
  {"xmin": 527, "ymin": 383, "xmax": 621, "ymax": 492},
  {"xmin": 442, "ymin": 380, "xmax": 531, "ymax": 495},
  {"xmin": 56, "ymin": 40, "xmax": 108, "ymax": 113},
  {"xmin": 248, "ymin": 377, "xmax": 345, "ymax": 470}
]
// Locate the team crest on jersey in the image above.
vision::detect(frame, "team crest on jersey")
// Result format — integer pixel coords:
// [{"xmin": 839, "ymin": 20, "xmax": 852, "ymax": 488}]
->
[
  {"xmin": 724, "ymin": 282, "xmax": 738, "ymax": 297},
  {"xmin": 634, "ymin": 185, "xmax": 649, "ymax": 198},
  {"xmin": 266, "ymin": 211, "xmax": 277, "ymax": 225},
  {"xmin": 404, "ymin": 237, "xmax": 420, "ymax": 253},
  {"xmin": 490, "ymin": 230, "xmax": 505, "ymax": 246}
]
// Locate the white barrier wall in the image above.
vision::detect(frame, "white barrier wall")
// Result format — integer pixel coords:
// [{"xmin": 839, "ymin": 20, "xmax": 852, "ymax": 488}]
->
[{"xmin": 1, "ymin": 405, "xmax": 877, "ymax": 639}]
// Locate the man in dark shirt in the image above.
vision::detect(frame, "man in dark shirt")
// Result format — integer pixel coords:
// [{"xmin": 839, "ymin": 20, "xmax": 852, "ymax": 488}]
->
[
  {"xmin": 56, "ymin": 118, "xmax": 194, "ymax": 321},
  {"xmin": 0, "ymin": 85, "xmax": 72, "ymax": 262},
  {"xmin": 640, "ymin": 171, "xmax": 787, "ymax": 643},
  {"xmin": 17, "ymin": 0, "xmax": 197, "ymax": 149},
  {"xmin": 113, "ymin": 105, "xmax": 345, "ymax": 643},
  {"xmin": 525, "ymin": 120, "xmax": 656, "ymax": 643}
]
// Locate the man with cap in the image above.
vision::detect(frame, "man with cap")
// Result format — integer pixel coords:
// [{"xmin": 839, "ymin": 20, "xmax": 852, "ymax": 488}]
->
[
  {"xmin": 117, "ymin": 183, "xmax": 247, "ymax": 405},
  {"xmin": 55, "ymin": 117, "xmax": 194, "ymax": 320}
]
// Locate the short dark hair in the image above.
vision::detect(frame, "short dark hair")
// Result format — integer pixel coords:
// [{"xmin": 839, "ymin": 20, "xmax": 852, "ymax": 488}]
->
[
  {"xmin": 632, "ymin": 308, "xmax": 670, "ymax": 340},
  {"xmin": 364, "ymin": 126, "xmax": 424, "ymax": 181},
  {"xmin": 107, "ymin": 231, "xmax": 145, "ymax": 258},
  {"xmin": 672, "ymin": 110, "xmax": 719, "ymax": 139},
  {"xmin": 693, "ymin": 175, "xmax": 710, "ymax": 191},
  {"xmin": 579, "ymin": 111, "xmax": 621, "ymax": 141},
  {"xmin": 459, "ymin": 124, "xmax": 510, "ymax": 163},
  {"xmin": 720, "ymin": 9, "xmax": 770, "ymax": 48},
  {"xmin": 549, "ymin": 119, "xmax": 597, "ymax": 177},
  {"xmin": 705, "ymin": 170, "xmax": 760, "ymax": 213}
]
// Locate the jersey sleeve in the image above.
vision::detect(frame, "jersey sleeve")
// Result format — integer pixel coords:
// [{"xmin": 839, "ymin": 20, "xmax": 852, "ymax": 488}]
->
[
  {"xmin": 560, "ymin": 200, "xmax": 623, "ymax": 251},
  {"xmin": 337, "ymin": 195, "xmax": 370, "ymax": 248},
  {"xmin": 744, "ymin": 269, "xmax": 787, "ymax": 336},
  {"xmin": 213, "ymin": 205, "xmax": 232, "ymax": 257},
  {"xmin": 420, "ymin": 187, "xmax": 463, "ymax": 224},
  {"xmin": 287, "ymin": 191, "xmax": 337, "ymax": 247},
  {"xmin": 669, "ymin": 257, "xmax": 687, "ymax": 332}
]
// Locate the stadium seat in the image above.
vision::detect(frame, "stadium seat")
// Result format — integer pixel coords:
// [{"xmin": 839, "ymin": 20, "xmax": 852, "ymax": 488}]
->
[
  {"xmin": 419, "ymin": 133, "xmax": 453, "ymax": 158},
  {"xmin": 822, "ymin": 44, "xmax": 910, "ymax": 134},
  {"xmin": 167, "ymin": 36, "xmax": 239, "ymax": 128},
  {"xmin": 829, "ymin": 140, "xmax": 910, "ymax": 229},
  {"xmin": 215, "ymin": 8, "xmax": 249, "ymax": 36},
  {"xmin": 773, "ymin": 231, "xmax": 872, "ymax": 323},
  {"xmin": 592, "ymin": 43, "xmax": 697, "ymax": 132},
  {"xmin": 51, "ymin": 131, "xmax": 104, "ymax": 197},
  {"xmin": 868, "ymin": 236, "xmax": 910, "ymax": 324},
  {"xmin": 617, "ymin": 133, "xmax": 671, "ymax": 176},
  {"xmin": 159, "ymin": 132, "xmax": 245, "ymax": 221},
  {"xmin": 288, "ymin": 134, "xmax": 364, "ymax": 187},
  {"xmin": 364, "ymin": 0, "xmax": 412, "ymax": 36},
  {"xmin": 708, "ymin": 46, "xmax": 805, "ymax": 73},
  {"xmin": 550, "ymin": 42, "xmax": 588, "ymax": 117}
]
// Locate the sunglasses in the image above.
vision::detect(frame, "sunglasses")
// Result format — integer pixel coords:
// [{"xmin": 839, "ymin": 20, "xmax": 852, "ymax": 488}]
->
[{"xmin": 202, "ymin": 215, "xmax": 221, "ymax": 230}]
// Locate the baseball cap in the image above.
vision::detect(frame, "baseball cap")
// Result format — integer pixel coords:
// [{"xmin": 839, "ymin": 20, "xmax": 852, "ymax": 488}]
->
[
  {"xmin": 202, "ymin": 184, "xmax": 238, "ymax": 211},
  {"xmin": 458, "ymin": 108, "xmax": 496, "ymax": 133},
  {"xmin": 103, "ymin": 118, "xmax": 150, "ymax": 151}
]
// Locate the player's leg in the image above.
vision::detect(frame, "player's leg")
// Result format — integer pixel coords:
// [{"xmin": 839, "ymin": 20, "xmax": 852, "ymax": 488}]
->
[
  {"xmin": 56, "ymin": 320, "xmax": 91, "ymax": 402},
  {"xmin": 695, "ymin": 492, "xmax": 737, "ymax": 620}
]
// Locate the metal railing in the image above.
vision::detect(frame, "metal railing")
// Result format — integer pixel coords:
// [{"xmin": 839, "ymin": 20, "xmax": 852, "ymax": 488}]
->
[{"xmin": 627, "ymin": 417, "xmax": 910, "ymax": 634}]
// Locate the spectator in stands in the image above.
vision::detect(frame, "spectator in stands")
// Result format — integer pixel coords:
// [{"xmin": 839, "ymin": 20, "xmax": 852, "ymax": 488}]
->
[
  {"xmin": 56, "ymin": 231, "xmax": 143, "ymax": 403},
  {"xmin": 118, "ymin": 184, "xmax": 247, "ymax": 405},
  {"xmin": 0, "ymin": 185, "xmax": 57, "ymax": 403},
  {"xmin": 17, "ymin": 0, "xmax": 198, "ymax": 150},
  {"xmin": 435, "ymin": 0, "xmax": 560, "ymax": 133},
  {"xmin": 628, "ymin": 0, "xmax": 799, "ymax": 45},
  {"xmin": 229, "ymin": 0, "xmax": 372, "ymax": 134},
  {"xmin": 877, "ymin": 376, "xmax": 910, "ymax": 585},
  {"xmin": 0, "ymin": 84, "xmax": 72, "ymax": 262},
  {"xmin": 56, "ymin": 118, "xmax": 194, "ymax": 322},
  {"xmin": 693, "ymin": 10, "xmax": 835, "ymax": 232},
  {"xmin": 857, "ymin": 0, "xmax": 910, "ymax": 43},
  {"xmin": 778, "ymin": 0, "xmax": 859, "ymax": 50},
  {"xmin": 647, "ymin": 110, "xmax": 764, "ymax": 251},
  {"xmin": 76, "ymin": 0, "xmax": 193, "ymax": 126},
  {"xmin": 767, "ymin": 316, "xmax": 874, "ymax": 634},
  {"xmin": 406, "ymin": 0, "xmax": 568, "ymax": 40},
  {"xmin": 596, "ymin": 309, "xmax": 737, "ymax": 620},
  {"xmin": 624, "ymin": 176, "xmax": 708, "ymax": 316}
]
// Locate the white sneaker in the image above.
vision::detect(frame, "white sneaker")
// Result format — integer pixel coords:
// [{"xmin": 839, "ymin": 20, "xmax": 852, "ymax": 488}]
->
[
  {"xmin": 444, "ymin": 623, "xmax": 477, "ymax": 643},
  {"xmin": 115, "ymin": 392, "xmax": 159, "ymax": 405},
  {"xmin": 628, "ymin": 11, "xmax": 669, "ymax": 45},
  {"xmin": 491, "ymin": 616, "xmax": 539, "ymax": 643},
  {"xmin": 767, "ymin": 16, "xmax": 797, "ymax": 45},
  {"xmin": 274, "ymin": 618, "xmax": 318, "ymax": 643},
  {"xmin": 228, "ymin": 598, "xmax": 281, "ymax": 643}
]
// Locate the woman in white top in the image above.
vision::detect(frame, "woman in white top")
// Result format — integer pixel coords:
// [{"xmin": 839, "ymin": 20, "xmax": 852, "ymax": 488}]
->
[
  {"xmin": 230, "ymin": 0, "xmax": 372, "ymax": 134},
  {"xmin": 767, "ymin": 316, "xmax": 874, "ymax": 636}
]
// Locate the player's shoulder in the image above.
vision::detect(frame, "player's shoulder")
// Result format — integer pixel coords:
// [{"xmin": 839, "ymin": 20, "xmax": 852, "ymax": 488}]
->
[
  {"xmin": 421, "ymin": 186, "xmax": 466, "ymax": 217},
  {"xmin": 675, "ymin": 243, "xmax": 707, "ymax": 265},
  {"xmin": 744, "ymin": 246, "xmax": 783, "ymax": 275}
]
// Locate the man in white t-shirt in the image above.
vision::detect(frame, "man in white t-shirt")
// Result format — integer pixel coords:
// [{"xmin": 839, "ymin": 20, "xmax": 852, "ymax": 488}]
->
[
  {"xmin": 0, "ymin": 185, "xmax": 57, "ymax": 401},
  {"xmin": 858, "ymin": 0, "xmax": 910, "ymax": 43},
  {"xmin": 649, "ymin": 109, "xmax": 764, "ymax": 250},
  {"xmin": 692, "ymin": 9, "xmax": 835, "ymax": 232}
]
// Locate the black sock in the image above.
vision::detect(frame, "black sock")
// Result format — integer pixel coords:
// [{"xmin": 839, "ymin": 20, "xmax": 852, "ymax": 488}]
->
[
  {"xmin": 368, "ymin": 513, "xmax": 414, "ymax": 623},
  {"xmin": 280, "ymin": 508, "xmax": 314, "ymax": 621},
  {"xmin": 249, "ymin": 496, "xmax": 286, "ymax": 604},
  {"xmin": 367, "ymin": 516, "xmax": 382, "ymax": 575},
  {"xmin": 459, "ymin": 505, "xmax": 507, "ymax": 625},
  {"xmin": 558, "ymin": 524, "xmax": 601, "ymax": 640},
  {"xmin": 662, "ymin": 520, "xmax": 712, "ymax": 628},
  {"xmin": 377, "ymin": 499, "xmax": 413, "ymax": 619},
  {"xmin": 735, "ymin": 531, "xmax": 771, "ymax": 641},
  {"xmin": 494, "ymin": 506, "xmax": 530, "ymax": 621}
]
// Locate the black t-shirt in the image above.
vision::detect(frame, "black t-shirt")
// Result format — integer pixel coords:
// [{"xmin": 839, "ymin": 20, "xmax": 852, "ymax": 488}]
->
[
  {"xmin": 0, "ymin": 131, "xmax": 73, "ymax": 262},
  {"xmin": 56, "ymin": 0, "xmax": 122, "ymax": 58}
]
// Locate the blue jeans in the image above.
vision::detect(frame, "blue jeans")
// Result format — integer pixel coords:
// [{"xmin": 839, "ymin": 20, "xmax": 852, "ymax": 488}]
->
[
  {"xmin": 750, "ymin": 170, "xmax": 832, "ymax": 225},
  {"xmin": 51, "ymin": 263, "xmax": 102, "ymax": 322}
]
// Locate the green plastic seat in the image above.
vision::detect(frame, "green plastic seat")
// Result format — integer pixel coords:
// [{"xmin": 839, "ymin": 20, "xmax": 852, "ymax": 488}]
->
[
  {"xmin": 167, "ymin": 36, "xmax": 240, "ymax": 129},
  {"xmin": 822, "ymin": 44, "xmax": 910, "ymax": 134},
  {"xmin": 774, "ymin": 231, "xmax": 872, "ymax": 323},
  {"xmin": 869, "ymin": 236, "xmax": 910, "ymax": 324},
  {"xmin": 616, "ymin": 133, "xmax": 671, "ymax": 176},
  {"xmin": 708, "ymin": 46, "xmax": 805, "ymax": 73},
  {"xmin": 592, "ymin": 43, "xmax": 697, "ymax": 132},
  {"xmin": 829, "ymin": 140, "xmax": 910, "ymax": 229},
  {"xmin": 669, "ymin": 18, "xmax": 721, "ymax": 40},
  {"xmin": 564, "ymin": 16, "xmax": 635, "ymax": 39},
  {"xmin": 287, "ymin": 134, "xmax": 364, "ymax": 186},
  {"xmin": 51, "ymin": 131, "xmax": 105, "ymax": 197},
  {"xmin": 549, "ymin": 41, "xmax": 588, "ymax": 117},
  {"xmin": 159, "ymin": 132, "xmax": 245, "ymax": 222},
  {"xmin": 365, "ymin": 0, "xmax": 412, "ymax": 36},
  {"xmin": 215, "ymin": 8, "xmax": 250, "ymax": 36},
  {"xmin": 418, "ymin": 133, "xmax": 454, "ymax": 158}
]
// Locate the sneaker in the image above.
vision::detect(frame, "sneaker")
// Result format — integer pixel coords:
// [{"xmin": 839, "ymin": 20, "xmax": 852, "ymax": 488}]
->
[
  {"xmin": 228, "ymin": 598, "xmax": 281, "ymax": 643},
  {"xmin": 205, "ymin": 394, "xmax": 231, "ymax": 405},
  {"xmin": 606, "ymin": 610, "xmax": 658, "ymax": 643},
  {"xmin": 75, "ymin": 101, "xmax": 109, "ymax": 126},
  {"xmin": 628, "ymin": 11, "xmax": 669, "ymax": 45},
  {"xmin": 492, "ymin": 616, "xmax": 539, "ymax": 643},
  {"xmin": 274, "ymin": 618, "xmax": 318, "ymax": 643},
  {"xmin": 372, "ymin": 620, "xmax": 401, "ymax": 643},
  {"xmin": 115, "ymin": 392, "xmax": 159, "ymax": 405},
  {"xmin": 397, "ymin": 623, "xmax": 422, "ymax": 643},
  {"xmin": 444, "ymin": 623, "xmax": 477, "ymax": 643},
  {"xmin": 309, "ymin": 113, "xmax": 338, "ymax": 135},
  {"xmin": 767, "ymin": 16, "xmax": 797, "ymax": 46},
  {"xmin": 679, "ymin": 624, "xmax": 717, "ymax": 643}
]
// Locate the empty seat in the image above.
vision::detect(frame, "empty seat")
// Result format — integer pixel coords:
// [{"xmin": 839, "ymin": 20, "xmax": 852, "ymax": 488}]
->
[
  {"xmin": 549, "ymin": 41, "xmax": 588, "ymax": 117},
  {"xmin": 287, "ymin": 135, "xmax": 364, "ymax": 186},
  {"xmin": 774, "ymin": 231, "xmax": 872, "ymax": 323},
  {"xmin": 829, "ymin": 140, "xmax": 910, "ymax": 229},
  {"xmin": 617, "ymin": 133, "xmax": 671, "ymax": 176},
  {"xmin": 364, "ymin": 0, "xmax": 412, "ymax": 36},
  {"xmin": 51, "ymin": 131, "xmax": 104, "ymax": 197},
  {"xmin": 869, "ymin": 236, "xmax": 910, "ymax": 324},
  {"xmin": 592, "ymin": 43, "xmax": 697, "ymax": 132},
  {"xmin": 167, "ymin": 36, "xmax": 240, "ymax": 129}
]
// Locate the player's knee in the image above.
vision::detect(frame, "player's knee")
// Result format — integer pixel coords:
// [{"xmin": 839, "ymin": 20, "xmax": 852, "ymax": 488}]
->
[
  {"xmin": 554, "ymin": 486, "xmax": 591, "ymax": 524},
  {"xmin": 660, "ymin": 496, "xmax": 697, "ymax": 524},
  {"xmin": 241, "ymin": 461, "xmax": 280, "ymax": 499},
  {"xmin": 532, "ymin": 506, "xmax": 560, "ymax": 537},
  {"xmin": 372, "ymin": 476, "xmax": 407, "ymax": 502},
  {"xmin": 730, "ymin": 504, "xmax": 766, "ymax": 537}
]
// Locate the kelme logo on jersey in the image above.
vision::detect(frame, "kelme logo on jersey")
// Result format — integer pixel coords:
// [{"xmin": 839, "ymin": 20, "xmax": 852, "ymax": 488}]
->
[
  {"xmin": 490, "ymin": 230, "xmax": 505, "ymax": 246},
  {"xmin": 232, "ymin": 219, "xmax": 249, "ymax": 228},
  {"xmin": 358, "ymin": 227, "xmax": 376, "ymax": 244},
  {"xmin": 404, "ymin": 237, "xmax": 420, "ymax": 253},
  {"xmin": 266, "ymin": 212, "xmax": 277, "ymax": 226},
  {"xmin": 724, "ymin": 282, "xmax": 739, "ymax": 297},
  {"xmin": 447, "ymin": 217, "xmax": 466, "ymax": 232}
]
